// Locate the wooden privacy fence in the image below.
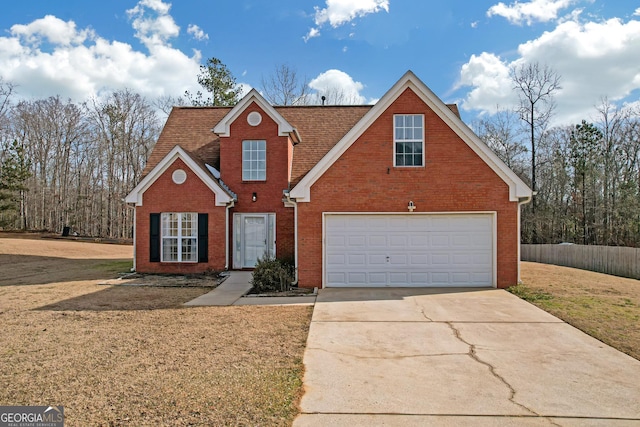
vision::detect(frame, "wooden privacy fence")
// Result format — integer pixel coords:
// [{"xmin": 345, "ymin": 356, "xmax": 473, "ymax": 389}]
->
[{"xmin": 521, "ymin": 244, "xmax": 640, "ymax": 280}]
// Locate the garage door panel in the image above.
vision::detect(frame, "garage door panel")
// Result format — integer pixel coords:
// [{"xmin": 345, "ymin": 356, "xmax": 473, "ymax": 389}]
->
[
  {"xmin": 390, "ymin": 235, "xmax": 408, "ymax": 246},
  {"xmin": 327, "ymin": 254, "xmax": 346, "ymax": 265},
  {"xmin": 368, "ymin": 272, "xmax": 387, "ymax": 285},
  {"xmin": 327, "ymin": 234, "xmax": 346, "ymax": 246},
  {"xmin": 369, "ymin": 254, "xmax": 387, "ymax": 265},
  {"xmin": 432, "ymin": 234, "xmax": 450, "ymax": 247},
  {"xmin": 348, "ymin": 235, "xmax": 366, "ymax": 247},
  {"xmin": 325, "ymin": 214, "xmax": 493, "ymax": 287},
  {"xmin": 432, "ymin": 253, "xmax": 450, "ymax": 264},
  {"xmin": 410, "ymin": 235, "xmax": 428, "ymax": 247},
  {"xmin": 410, "ymin": 254, "xmax": 428, "ymax": 265},
  {"xmin": 389, "ymin": 272, "xmax": 409, "ymax": 284},
  {"xmin": 369, "ymin": 235, "xmax": 387, "ymax": 247},
  {"xmin": 347, "ymin": 253, "xmax": 366, "ymax": 265}
]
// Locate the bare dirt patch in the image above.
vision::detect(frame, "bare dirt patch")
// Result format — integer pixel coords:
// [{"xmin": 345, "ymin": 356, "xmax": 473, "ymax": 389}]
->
[
  {"xmin": 517, "ymin": 261, "xmax": 640, "ymax": 360},
  {"xmin": 0, "ymin": 234, "xmax": 312, "ymax": 426}
]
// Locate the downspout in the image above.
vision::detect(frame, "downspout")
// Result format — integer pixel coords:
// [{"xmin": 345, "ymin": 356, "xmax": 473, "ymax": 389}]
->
[
  {"xmin": 284, "ymin": 190, "xmax": 299, "ymax": 286},
  {"xmin": 517, "ymin": 194, "xmax": 533, "ymax": 284},
  {"xmin": 225, "ymin": 200, "xmax": 235, "ymax": 270},
  {"xmin": 132, "ymin": 207, "xmax": 136, "ymax": 272}
]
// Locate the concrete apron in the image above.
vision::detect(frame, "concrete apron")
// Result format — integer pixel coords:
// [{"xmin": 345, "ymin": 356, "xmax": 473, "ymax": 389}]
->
[{"xmin": 295, "ymin": 288, "xmax": 640, "ymax": 426}]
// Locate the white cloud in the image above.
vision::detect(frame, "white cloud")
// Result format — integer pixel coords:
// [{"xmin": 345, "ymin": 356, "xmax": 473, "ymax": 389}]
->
[
  {"xmin": 10, "ymin": 15, "xmax": 94, "ymax": 46},
  {"xmin": 487, "ymin": 0, "xmax": 575, "ymax": 25},
  {"xmin": 187, "ymin": 24, "xmax": 208, "ymax": 41},
  {"xmin": 456, "ymin": 52, "xmax": 515, "ymax": 113},
  {"xmin": 635, "ymin": 8, "xmax": 640, "ymax": 16},
  {"xmin": 0, "ymin": 0, "xmax": 203, "ymax": 103},
  {"xmin": 308, "ymin": 69, "xmax": 370, "ymax": 104},
  {"xmin": 303, "ymin": 27, "xmax": 321, "ymax": 42},
  {"xmin": 457, "ymin": 15, "xmax": 640, "ymax": 125},
  {"xmin": 126, "ymin": 0, "xmax": 180, "ymax": 48},
  {"xmin": 305, "ymin": 0, "xmax": 389, "ymax": 41}
]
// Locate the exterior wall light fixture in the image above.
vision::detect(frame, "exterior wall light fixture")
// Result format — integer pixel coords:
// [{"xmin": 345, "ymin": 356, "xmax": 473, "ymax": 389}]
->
[{"xmin": 408, "ymin": 201, "xmax": 416, "ymax": 212}]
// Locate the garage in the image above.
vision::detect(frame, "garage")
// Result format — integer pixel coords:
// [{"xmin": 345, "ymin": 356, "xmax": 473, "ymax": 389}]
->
[{"xmin": 324, "ymin": 213, "xmax": 494, "ymax": 287}]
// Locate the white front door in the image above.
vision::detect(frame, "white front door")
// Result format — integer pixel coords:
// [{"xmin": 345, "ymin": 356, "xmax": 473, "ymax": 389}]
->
[
  {"xmin": 243, "ymin": 215, "xmax": 267, "ymax": 267},
  {"xmin": 234, "ymin": 213, "xmax": 276, "ymax": 268}
]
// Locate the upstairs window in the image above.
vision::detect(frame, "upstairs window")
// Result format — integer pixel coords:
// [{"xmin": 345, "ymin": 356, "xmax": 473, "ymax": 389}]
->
[
  {"xmin": 161, "ymin": 212, "xmax": 197, "ymax": 262},
  {"xmin": 242, "ymin": 140, "xmax": 266, "ymax": 180},
  {"xmin": 394, "ymin": 114, "xmax": 424, "ymax": 167}
]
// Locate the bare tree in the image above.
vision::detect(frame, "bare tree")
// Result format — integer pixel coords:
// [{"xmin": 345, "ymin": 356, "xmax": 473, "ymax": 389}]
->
[
  {"xmin": 261, "ymin": 64, "xmax": 310, "ymax": 105},
  {"xmin": 153, "ymin": 94, "xmax": 187, "ymax": 118},
  {"xmin": 511, "ymin": 62, "xmax": 561, "ymax": 199},
  {"xmin": 0, "ymin": 78, "xmax": 16, "ymax": 143},
  {"xmin": 511, "ymin": 62, "xmax": 561, "ymax": 242},
  {"xmin": 474, "ymin": 106, "xmax": 527, "ymax": 173},
  {"xmin": 87, "ymin": 89, "xmax": 159, "ymax": 237}
]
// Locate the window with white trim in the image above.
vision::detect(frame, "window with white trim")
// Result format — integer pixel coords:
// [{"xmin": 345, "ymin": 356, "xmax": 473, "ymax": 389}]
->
[
  {"xmin": 242, "ymin": 140, "xmax": 266, "ymax": 180},
  {"xmin": 394, "ymin": 114, "xmax": 424, "ymax": 167},
  {"xmin": 161, "ymin": 212, "xmax": 197, "ymax": 262}
]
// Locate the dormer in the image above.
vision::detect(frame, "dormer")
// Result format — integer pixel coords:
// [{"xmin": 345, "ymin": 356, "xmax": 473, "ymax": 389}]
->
[{"xmin": 212, "ymin": 90, "xmax": 300, "ymax": 188}]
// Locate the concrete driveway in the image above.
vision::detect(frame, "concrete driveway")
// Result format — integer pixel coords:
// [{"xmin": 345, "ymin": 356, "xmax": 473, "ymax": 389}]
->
[{"xmin": 294, "ymin": 288, "xmax": 640, "ymax": 426}]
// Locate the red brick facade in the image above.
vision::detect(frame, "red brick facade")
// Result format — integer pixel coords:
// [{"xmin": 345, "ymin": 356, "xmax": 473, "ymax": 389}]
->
[
  {"xmin": 296, "ymin": 88, "xmax": 519, "ymax": 288},
  {"xmin": 135, "ymin": 158, "xmax": 227, "ymax": 274},
  {"xmin": 219, "ymin": 103, "xmax": 295, "ymax": 266}
]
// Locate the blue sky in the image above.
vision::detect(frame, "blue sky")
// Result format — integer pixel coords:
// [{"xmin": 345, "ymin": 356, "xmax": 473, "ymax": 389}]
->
[{"xmin": 0, "ymin": 0, "xmax": 639, "ymax": 125}]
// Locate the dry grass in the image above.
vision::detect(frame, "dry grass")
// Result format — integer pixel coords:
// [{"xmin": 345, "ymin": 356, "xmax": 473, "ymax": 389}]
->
[
  {"xmin": 516, "ymin": 261, "xmax": 640, "ymax": 360},
  {"xmin": 0, "ymin": 235, "xmax": 312, "ymax": 426}
]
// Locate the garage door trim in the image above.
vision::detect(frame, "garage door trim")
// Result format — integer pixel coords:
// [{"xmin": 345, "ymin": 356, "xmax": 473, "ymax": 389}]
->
[{"xmin": 322, "ymin": 211, "xmax": 497, "ymax": 288}]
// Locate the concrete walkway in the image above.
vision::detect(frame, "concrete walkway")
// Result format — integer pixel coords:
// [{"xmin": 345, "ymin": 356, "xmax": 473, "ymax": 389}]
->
[
  {"xmin": 184, "ymin": 271, "xmax": 316, "ymax": 306},
  {"xmin": 294, "ymin": 287, "xmax": 640, "ymax": 426}
]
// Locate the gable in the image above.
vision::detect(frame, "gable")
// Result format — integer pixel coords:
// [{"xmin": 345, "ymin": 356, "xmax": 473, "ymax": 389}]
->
[
  {"xmin": 213, "ymin": 89, "xmax": 297, "ymax": 139},
  {"xmin": 125, "ymin": 145, "xmax": 234, "ymax": 207},
  {"xmin": 289, "ymin": 70, "xmax": 532, "ymax": 202}
]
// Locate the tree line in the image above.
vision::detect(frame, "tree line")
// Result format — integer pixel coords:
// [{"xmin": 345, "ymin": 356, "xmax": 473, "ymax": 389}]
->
[
  {"xmin": 1, "ymin": 60, "xmax": 639, "ymax": 247},
  {"xmin": 475, "ymin": 64, "xmax": 640, "ymax": 247},
  {"xmin": 0, "ymin": 83, "xmax": 159, "ymax": 238}
]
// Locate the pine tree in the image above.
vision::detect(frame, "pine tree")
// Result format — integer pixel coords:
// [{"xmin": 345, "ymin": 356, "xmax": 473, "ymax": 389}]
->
[{"xmin": 0, "ymin": 140, "xmax": 31, "ymax": 229}]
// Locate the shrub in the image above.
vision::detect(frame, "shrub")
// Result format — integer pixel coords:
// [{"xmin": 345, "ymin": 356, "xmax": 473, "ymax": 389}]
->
[{"xmin": 251, "ymin": 256, "xmax": 295, "ymax": 293}]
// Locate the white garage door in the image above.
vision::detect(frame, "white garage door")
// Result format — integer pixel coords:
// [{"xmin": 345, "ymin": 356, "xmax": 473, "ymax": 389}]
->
[{"xmin": 325, "ymin": 214, "xmax": 494, "ymax": 287}]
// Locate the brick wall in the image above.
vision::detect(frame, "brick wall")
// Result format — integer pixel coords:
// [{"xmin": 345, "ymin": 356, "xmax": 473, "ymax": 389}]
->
[
  {"xmin": 296, "ymin": 88, "xmax": 520, "ymax": 288},
  {"xmin": 219, "ymin": 103, "xmax": 295, "ymax": 264},
  {"xmin": 135, "ymin": 158, "xmax": 227, "ymax": 274}
]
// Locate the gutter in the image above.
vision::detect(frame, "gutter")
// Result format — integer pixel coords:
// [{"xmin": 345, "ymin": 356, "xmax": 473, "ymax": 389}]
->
[
  {"xmin": 131, "ymin": 206, "xmax": 136, "ymax": 272},
  {"xmin": 283, "ymin": 190, "xmax": 299, "ymax": 286}
]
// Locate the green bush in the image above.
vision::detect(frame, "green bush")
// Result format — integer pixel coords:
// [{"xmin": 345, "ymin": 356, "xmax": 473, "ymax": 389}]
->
[{"xmin": 251, "ymin": 256, "xmax": 295, "ymax": 293}]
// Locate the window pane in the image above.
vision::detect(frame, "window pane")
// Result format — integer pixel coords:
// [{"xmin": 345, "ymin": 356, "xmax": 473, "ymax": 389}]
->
[
  {"xmin": 242, "ymin": 140, "xmax": 266, "ymax": 181},
  {"xmin": 394, "ymin": 115, "xmax": 424, "ymax": 166},
  {"xmin": 163, "ymin": 238, "xmax": 178, "ymax": 262},
  {"xmin": 181, "ymin": 238, "xmax": 197, "ymax": 262}
]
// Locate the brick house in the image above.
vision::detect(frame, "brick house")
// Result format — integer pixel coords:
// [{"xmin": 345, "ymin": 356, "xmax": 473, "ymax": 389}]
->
[{"xmin": 125, "ymin": 71, "xmax": 532, "ymax": 288}]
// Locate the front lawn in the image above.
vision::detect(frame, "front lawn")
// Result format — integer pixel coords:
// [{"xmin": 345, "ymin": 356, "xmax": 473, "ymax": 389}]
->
[
  {"xmin": 514, "ymin": 261, "xmax": 640, "ymax": 360},
  {"xmin": 0, "ymin": 236, "xmax": 312, "ymax": 426}
]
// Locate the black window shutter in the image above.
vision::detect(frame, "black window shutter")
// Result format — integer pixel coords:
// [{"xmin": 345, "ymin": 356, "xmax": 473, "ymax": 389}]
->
[
  {"xmin": 198, "ymin": 213, "xmax": 208, "ymax": 263},
  {"xmin": 149, "ymin": 213, "xmax": 161, "ymax": 262}
]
